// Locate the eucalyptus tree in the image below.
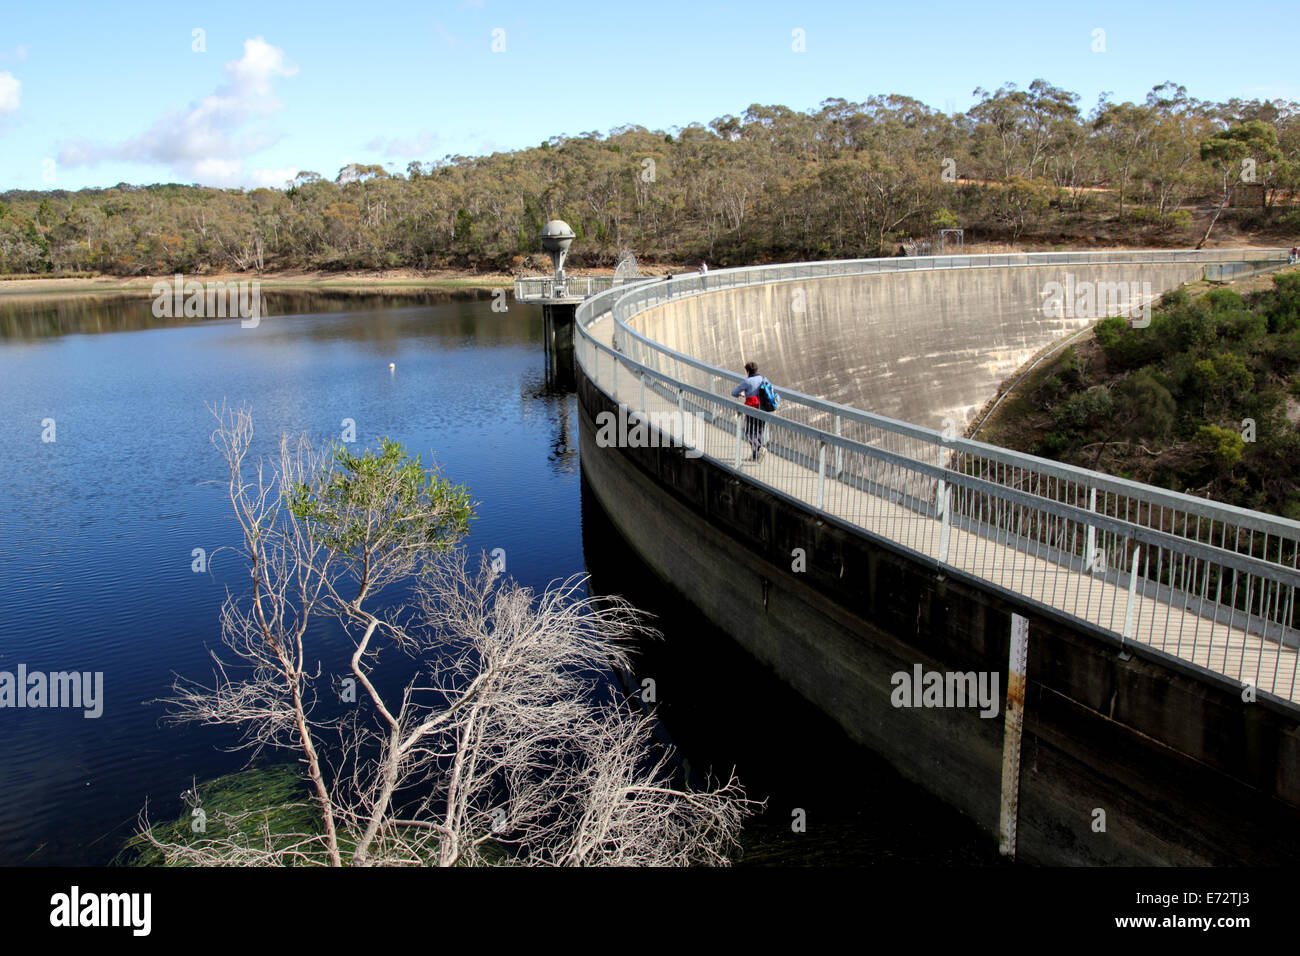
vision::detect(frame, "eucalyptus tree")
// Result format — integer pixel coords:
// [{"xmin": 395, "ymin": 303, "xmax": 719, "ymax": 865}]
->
[
  {"xmin": 968, "ymin": 81, "xmax": 1076, "ymax": 181},
  {"xmin": 1271, "ymin": 105, "xmax": 1300, "ymax": 211},
  {"xmin": 1198, "ymin": 120, "xmax": 1282, "ymax": 247},
  {"xmin": 1092, "ymin": 98, "xmax": 1157, "ymax": 218},
  {"xmin": 1138, "ymin": 83, "xmax": 1212, "ymax": 219}
]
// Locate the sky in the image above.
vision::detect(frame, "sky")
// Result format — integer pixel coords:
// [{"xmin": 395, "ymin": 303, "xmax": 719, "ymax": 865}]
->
[{"xmin": 1, "ymin": 0, "xmax": 1296, "ymax": 192}]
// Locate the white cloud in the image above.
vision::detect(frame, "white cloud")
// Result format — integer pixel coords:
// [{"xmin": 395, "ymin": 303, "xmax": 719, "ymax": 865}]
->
[
  {"xmin": 365, "ymin": 129, "xmax": 439, "ymax": 157},
  {"xmin": 57, "ymin": 139, "xmax": 96, "ymax": 165},
  {"xmin": 190, "ymin": 157, "xmax": 245, "ymax": 183},
  {"xmin": 57, "ymin": 36, "xmax": 297, "ymax": 187},
  {"xmin": 249, "ymin": 165, "xmax": 300, "ymax": 188},
  {"xmin": 0, "ymin": 72, "xmax": 20, "ymax": 114}
]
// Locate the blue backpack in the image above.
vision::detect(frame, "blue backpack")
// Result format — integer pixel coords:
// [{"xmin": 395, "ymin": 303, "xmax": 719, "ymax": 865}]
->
[{"xmin": 757, "ymin": 379, "xmax": 780, "ymax": 413}]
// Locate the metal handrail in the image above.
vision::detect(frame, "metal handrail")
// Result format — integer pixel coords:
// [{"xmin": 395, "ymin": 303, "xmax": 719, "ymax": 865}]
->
[
  {"xmin": 592, "ymin": 250, "xmax": 1300, "ymax": 550},
  {"xmin": 514, "ymin": 274, "xmax": 654, "ymax": 300},
  {"xmin": 573, "ymin": 250, "xmax": 1300, "ymax": 702},
  {"xmin": 582, "ymin": 326, "xmax": 1300, "ymax": 592}
]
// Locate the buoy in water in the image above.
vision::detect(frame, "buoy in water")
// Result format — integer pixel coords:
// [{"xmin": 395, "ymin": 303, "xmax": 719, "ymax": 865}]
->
[{"xmin": 389, "ymin": 362, "xmax": 396, "ymax": 371}]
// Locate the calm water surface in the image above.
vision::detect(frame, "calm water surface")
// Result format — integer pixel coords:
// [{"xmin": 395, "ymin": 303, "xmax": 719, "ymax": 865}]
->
[{"xmin": 0, "ymin": 291, "xmax": 994, "ymax": 866}]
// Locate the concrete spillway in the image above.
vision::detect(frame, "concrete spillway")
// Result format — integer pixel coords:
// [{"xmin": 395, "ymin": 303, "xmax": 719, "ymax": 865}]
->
[{"xmin": 629, "ymin": 262, "xmax": 1208, "ymax": 430}]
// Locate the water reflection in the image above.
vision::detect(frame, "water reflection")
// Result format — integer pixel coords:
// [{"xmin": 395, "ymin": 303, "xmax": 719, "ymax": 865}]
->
[
  {"xmin": 0, "ymin": 290, "xmax": 504, "ymax": 342},
  {"xmin": 518, "ymin": 376, "xmax": 579, "ymax": 477},
  {"xmin": 0, "ymin": 291, "xmax": 576, "ymax": 865}
]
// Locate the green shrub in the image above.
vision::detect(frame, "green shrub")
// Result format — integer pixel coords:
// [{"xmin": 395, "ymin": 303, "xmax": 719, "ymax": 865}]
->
[
  {"xmin": 1262, "ymin": 273, "xmax": 1300, "ymax": 334},
  {"xmin": 1204, "ymin": 287, "xmax": 1244, "ymax": 312},
  {"xmin": 1093, "ymin": 315, "xmax": 1127, "ymax": 353},
  {"xmin": 1057, "ymin": 346, "xmax": 1083, "ymax": 385},
  {"xmin": 1197, "ymin": 424, "xmax": 1245, "ymax": 471},
  {"xmin": 1159, "ymin": 287, "xmax": 1190, "ymax": 310},
  {"xmin": 1094, "ymin": 315, "xmax": 1165, "ymax": 368},
  {"xmin": 1115, "ymin": 370, "xmax": 1176, "ymax": 440},
  {"xmin": 1052, "ymin": 386, "xmax": 1114, "ymax": 431}
]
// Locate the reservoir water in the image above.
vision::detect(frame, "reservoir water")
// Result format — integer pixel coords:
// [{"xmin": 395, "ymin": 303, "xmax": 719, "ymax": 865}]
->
[{"xmin": 0, "ymin": 292, "xmax": 994, "ymax": 866}]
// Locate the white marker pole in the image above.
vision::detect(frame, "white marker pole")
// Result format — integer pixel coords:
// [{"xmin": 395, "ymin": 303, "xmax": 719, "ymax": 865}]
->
[{"xmin": 999, "ymin": 613, "xmax": 1030, "ymax": 858}]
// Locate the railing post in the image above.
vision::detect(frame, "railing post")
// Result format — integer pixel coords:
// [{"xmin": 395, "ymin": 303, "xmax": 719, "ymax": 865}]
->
[
  {"xmin": 938, "ymin": 484, "xmax": 952, "ymax": 565},
  {"xmin": 640, "ymin": 366, "xmax": 646, "ymax": 412},
  {"xmin": 677, "ymin": 386, "xmax": 687, "ymax": 449},
  {"xmin": 1085, "ymin": 486, "xmax": 1097, "ymax": 571},
  {"xmin": 834, "ymin": 414, "xmax": 843, "ymax": 476},
  {"xmin": 1123, "ymin": 546, "xmax": 1142, "ymax": 643},
  {"xmin": 817, "ymin": 441, "xmax": 827, "ymax": 510},
  {"xmin": 933, "ymin": 429, "xmax": 950, "ymax": 560},
  {"xmin": 935, "ymin": 434, "xmax": 947, "ymax": 513},
  {"xmin": 734, "ymin": 410, "xmax": 744, "ymax": 470}
]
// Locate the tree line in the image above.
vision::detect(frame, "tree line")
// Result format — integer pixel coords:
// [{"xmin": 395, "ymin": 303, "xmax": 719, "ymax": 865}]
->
[{"xmin": 2, "ymin": 80, "xmax": 1299, "ymax": 276}]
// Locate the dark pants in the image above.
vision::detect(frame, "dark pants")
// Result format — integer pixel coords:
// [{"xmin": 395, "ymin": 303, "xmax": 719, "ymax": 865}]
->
[{"xmin": 745, "ymin": 412, "xmax": 764, "ymax": 458}]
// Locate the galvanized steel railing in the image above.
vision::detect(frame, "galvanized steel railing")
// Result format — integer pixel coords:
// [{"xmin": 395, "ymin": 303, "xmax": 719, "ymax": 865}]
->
[
  {"xmin": 514, "ymin": 275, "xmax": 653, "ymax": 301},
  {"xmin": 570, "ymin": 251, "xmax": 1300, "ymax": 704},
  {"xmin": 600, "ymin": 247, "xmax": 1287, "ymax": 314}
]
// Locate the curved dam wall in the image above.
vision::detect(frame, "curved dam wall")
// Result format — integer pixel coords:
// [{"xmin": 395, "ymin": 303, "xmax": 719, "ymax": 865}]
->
[
  {"xmin": 576, "ymin": 252, "xmax": 1298, "ymax": 863},
  {"xmin": 576, "ymin": 377, "xmax": 1300, "ymax": 865},
  {"xmin": 630, "ymin": 262, "xmax": 1205, "ymax": 430}
]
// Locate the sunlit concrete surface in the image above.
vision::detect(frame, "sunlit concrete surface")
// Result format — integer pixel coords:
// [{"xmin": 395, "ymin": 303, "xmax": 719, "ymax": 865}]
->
[{"xmin": 626, "ymin": 262, "xmax": 1209, "ymax": 431}]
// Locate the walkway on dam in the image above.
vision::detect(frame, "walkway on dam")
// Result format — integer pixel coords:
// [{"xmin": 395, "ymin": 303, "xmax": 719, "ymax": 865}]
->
[{"xmin": 587, "ymin": 315, "xmax": 1300, "ymax": 705}]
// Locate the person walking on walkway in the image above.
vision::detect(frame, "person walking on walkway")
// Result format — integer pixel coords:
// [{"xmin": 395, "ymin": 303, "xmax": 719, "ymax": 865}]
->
[{"xmin": 731, "ymin": 361, "xmax": 766, "ymax": 460}]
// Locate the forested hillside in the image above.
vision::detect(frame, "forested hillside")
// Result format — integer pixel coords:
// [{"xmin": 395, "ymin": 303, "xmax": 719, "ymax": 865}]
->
[
  {"xmin": 981, "ymin": 272, "xmax": 1300, "ymax": 519},
  {"xmin": 2, "ymin": 81, "xmax": 1298, "ymax": 276}
]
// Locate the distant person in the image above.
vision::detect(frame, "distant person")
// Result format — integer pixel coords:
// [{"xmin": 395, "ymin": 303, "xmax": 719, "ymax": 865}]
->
[
  {"xmin": 699, "ymin": 262, "xmax": 708, "ymax": 275},
  {"xmin": 1290, "ymin": 245, "xmax": 1298, "ymax": 265},
  {"xmin": 731, "ymin": 361, "xmax": 766, "ymax": 461}
]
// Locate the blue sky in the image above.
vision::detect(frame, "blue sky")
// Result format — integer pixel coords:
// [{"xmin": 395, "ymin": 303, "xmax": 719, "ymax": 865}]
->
[{"xmin": 1, "ymin": 0, "xmax": 1296, "ymax": 191}]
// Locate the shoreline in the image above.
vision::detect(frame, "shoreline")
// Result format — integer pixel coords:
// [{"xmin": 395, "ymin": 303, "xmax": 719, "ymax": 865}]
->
[
  {"xmin": 0, "ymin": 265, "xmax": 686, "ymax": 299},
  {"xmin": 1, "ymin": 245, "xmax": 1284, "ymax": 299}
]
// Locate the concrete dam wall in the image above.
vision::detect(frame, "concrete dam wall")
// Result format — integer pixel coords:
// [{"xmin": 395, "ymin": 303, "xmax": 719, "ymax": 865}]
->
[
  {"xmin": 573, "ymin": 250, "xmax": 1299, "ymax": 864},
  {"xmin": 630, "ymin": 262, "xmax": 1205, "ymax": 430},
  {"xmin": 575, "ymin": 375, "xmax": 1300, "ymax": 865}
]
